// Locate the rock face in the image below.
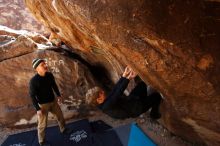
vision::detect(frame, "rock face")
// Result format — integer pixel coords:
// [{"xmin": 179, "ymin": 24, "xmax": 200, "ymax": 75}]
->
[
  {"xmin": 0, "ymin": 26, "xmax": 97, "ymax": 127},
  {"xmin": 0, "ymin": 0, "xmax": 46, "ymax": 33},
  {"xmin": 24, "ymin": 0, "xmax": 220, "ymax": 145}
]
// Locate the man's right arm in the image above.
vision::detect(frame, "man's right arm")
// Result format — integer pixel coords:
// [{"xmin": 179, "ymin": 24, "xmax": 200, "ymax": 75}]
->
[
  {"xmin": 102, "ymin": 77, "xmax": 129, "ymax": 110},
  {"xmin": 29, "ymin": 80, "xmax": 41, "ymax": 111}
]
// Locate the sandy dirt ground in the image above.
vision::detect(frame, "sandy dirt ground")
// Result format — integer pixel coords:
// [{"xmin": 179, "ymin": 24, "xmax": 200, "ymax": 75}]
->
[{"xmin": 0, "ymin": 110, "xmax": 195, "ymax": 146}]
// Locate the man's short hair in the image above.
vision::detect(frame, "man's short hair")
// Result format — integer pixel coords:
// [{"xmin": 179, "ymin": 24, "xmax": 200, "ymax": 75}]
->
[
  {"xmin": 85, "ymin": 86, "xmax": 101, "ymax": 106},
  {"xmin": 32, "ymin": 58, "xmax": 45, "ymax": 69}
]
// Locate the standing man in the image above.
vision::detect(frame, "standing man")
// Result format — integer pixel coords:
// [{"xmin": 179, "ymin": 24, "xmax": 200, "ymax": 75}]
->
[{"xmin": 29, "ymin": 58, "xmax": 69, "ymax": 146}]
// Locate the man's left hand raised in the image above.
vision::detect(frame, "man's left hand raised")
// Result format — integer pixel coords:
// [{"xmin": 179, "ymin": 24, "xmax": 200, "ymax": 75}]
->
[{"xmin": 57, "ymin": 96, "xmax": 63, "ymax": 105}]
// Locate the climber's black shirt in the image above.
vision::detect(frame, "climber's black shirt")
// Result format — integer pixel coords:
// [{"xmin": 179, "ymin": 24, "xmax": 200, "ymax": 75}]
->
[
  {"xmin": 98, "ymin": 77, "xmax": 162, "ymax": 119},
  {"xmin": 29, "ymin": 72, "xmax": 61, "ymax": 111}
]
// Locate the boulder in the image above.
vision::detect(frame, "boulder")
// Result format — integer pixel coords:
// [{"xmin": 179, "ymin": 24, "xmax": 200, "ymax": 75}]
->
[
  {"xmin": 0, "ymin": 0, "xmax": 46, "ymax": 33},
  {"xmin": 24, "ymin": 0, "xmax": 220, "ymax": 145}
]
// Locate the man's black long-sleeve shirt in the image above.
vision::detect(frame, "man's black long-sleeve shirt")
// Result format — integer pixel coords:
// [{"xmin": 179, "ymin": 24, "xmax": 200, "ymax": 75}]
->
[
  {"xmin": 29, "ymin": 72, "xmax": 61, "ymax": 111},
  {"xmin": 98, "ymin": 77, "xmax": 136, "ymax": 119},
  {"xmin": 98, "ymin": 77, "xmax": 162, "ymax": 119}
]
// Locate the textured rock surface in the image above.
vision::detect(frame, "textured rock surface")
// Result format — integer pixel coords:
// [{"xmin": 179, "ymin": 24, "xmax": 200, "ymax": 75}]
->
[
  {"xmin": 0, "ymin": 26, "xmax": 97, "ymax": 127},
  {"xmin": 0, "ymin": 0, "xmax": 45, "ymax": 33},
  {"xmin": 24, "ymin": 0, "xmax": 220, "ymax": 145}
]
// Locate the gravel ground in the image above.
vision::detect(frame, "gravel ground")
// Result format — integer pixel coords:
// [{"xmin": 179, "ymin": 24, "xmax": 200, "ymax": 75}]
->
[{"xmin": 0, "ymin": 110, "xmax": 194, "ymax": 146}]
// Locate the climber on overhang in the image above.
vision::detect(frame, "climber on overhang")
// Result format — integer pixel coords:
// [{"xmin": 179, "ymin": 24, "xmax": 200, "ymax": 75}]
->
[{"xmin": 85, "ymin": 66, "xmax": 162, "ymax": 120}]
